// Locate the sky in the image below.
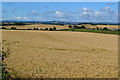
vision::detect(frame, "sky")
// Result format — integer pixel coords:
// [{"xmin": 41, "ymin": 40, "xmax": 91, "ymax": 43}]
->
[
  {"xmin": 2, "ymin": 0, "xmax": 120, "ymax": 2},
  {"xmin": 2, "ymin": 2, "xmax": 118, "ymax": 22}
]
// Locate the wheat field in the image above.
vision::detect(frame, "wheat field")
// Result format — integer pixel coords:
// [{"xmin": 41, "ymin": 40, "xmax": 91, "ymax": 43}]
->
[
  {"xmin": 2, "ymin": 30, "xmax": 118, "ymax": 78},
  {"xmin": 2, "ymin": 24, "xmax": 69, "ymax": 29},
  {"xmin": 2, "ymin": 24, "xmax": 118, "ymax": 30}
]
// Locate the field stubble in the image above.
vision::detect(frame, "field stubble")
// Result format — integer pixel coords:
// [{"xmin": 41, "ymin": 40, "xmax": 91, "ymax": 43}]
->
[{"xmin": 2, "ymin": 30, "xmax": 118, "ymax": 78}]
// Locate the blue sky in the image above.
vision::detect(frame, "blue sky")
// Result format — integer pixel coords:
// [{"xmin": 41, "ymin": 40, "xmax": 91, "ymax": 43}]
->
[
  {"xmin": 2, "ymin": 0, "xmax": 120, "ymax": 2},
  {"xmin": 2, "ymin": 2, "xmax": 118, "ymax": 22}
]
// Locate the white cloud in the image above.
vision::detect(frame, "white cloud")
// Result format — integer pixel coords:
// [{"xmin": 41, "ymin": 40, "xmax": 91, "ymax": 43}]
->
[
  {"xmin": 40, "ymin": 8, "xmax": 118, "ymax": 22},
  {"xmin": 80, "ymin": 7, "xmax": 93, "ymax": 12},
  {"xmin": 13, "ymin": 17, "xmax": 21, "ymax": 19},
  {"xmin": 55, "ymin": 11, "xmax": 64, "ymax": 17},
  {"xmin": 80, "ymin": 7, "xmax": 95, "ymax": 18},
  {"xmin": 79, "ymin": 7, "xmax": 118, "ymax": 22},
  {"xmin": 11, "ymin": 17, "xmax": 28, "ymax": 20},
  {"xmin": 27, "ymin": 10, "xmax": 40, "ymax": 16},
  {"xmin": 3, "ymin": 6, "xmax": 117, "ymax": 22},
  {"xmin": 94, "ymin": 11, "xmax": 101, "ymax": 16},
  {"xmin": 23, "ymin": 17, "xmax": 28, "ymax": 20}
]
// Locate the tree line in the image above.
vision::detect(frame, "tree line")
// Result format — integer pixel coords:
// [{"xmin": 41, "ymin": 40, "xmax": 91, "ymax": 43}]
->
[
  {"xmin": 68, "ymin": 25, "xmax": 109, "ymax": 30},
  {"xmin": 28, "ymin": 27, "xmax": 57, "ymax": 31},
  {"xmin": 1, "ymin": 26, "xmax": 57, "ymax": 31}
]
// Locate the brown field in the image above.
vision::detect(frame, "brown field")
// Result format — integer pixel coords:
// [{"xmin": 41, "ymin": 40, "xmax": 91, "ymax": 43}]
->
[
  {"xmin": 2, "ymin": 24, "xmax": 69, "ymax": 29},
  {"xmin": 96, "ymin": 25, "xmax": 118, "ymax": 29},
  {"xmin": 80, "ymin": 24, "xmax": 118, "ymax": 29},
  {"xmin": 2, "ymin": 30, "xmax": 118, "ymax": 78},
  {"xmin": 2, "ymin": 24, "xmax": 118, "ymax": 30}
]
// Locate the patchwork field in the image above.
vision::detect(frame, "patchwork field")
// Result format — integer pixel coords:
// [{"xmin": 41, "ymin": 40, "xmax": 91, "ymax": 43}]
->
[
  {"xmin": 2, "ymin": 30, "xmax": 118, "ymax": 78},
  {"xmin": 81, "ymin": 24, "xmax": 118, "ymax": 29},
  {"xmin": 2, "ymin": 24, "xmax": 118, "ymax": 30},
  {"xmin": 2, "ymin": 24, "xmax": 69, "ymax": 29}
]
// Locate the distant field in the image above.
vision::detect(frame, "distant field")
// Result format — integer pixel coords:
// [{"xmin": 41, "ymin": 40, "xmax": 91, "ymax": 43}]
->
[
  {"xmin": 80, "ymin": 24, "xmax": 118, "ymax": 29},
  {"xmin": 2, "ymin": 30, "xmax": 118, "ymax": 78},
  {"xmin": 2, "ymin": 24, "xmax": 119, "ymax": 35},
  {"xmin": 60, "ymin": 29, "xmax": 120, "ymax": 35},
  {"xmin": 2, "ymin": 24, "xmax": 118, "ymax": 30},
  {"xmin": 2, "ymin": 24, "xmax": 69, "ymax": 29}
]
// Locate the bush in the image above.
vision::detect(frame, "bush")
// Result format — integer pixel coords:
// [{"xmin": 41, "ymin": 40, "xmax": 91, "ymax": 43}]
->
[
  {"xmin": 80, "ymin": 25, "xmax": 86, "ymax": 29},
  {"xmin": 40, "ymin": 28, "xmax": 43, "ymax": 30},
  {"xmin": 11, "ymin": 27, "xmax": 17, "ymax": 30},
  {"xmin": 53, "ymin": 27, "xmax": 56, "ymax": 31},
  {"xmin": 73, "ymin": 25, "xmax": 78, "ymax": 28},
  {"xmin": 44, "ymin": 28, "xmax": 48, "ymax": 30},
  {"xmin": 103, "ymin": 27, "xmax": 109, "ymax": 30},
  {"xmin": 28, "ymin": 28, "xmax": 32, "ymax": 30},
  {"xmin": 72, "ymin": 25, "xmax": 86, "ymax": 29},
  {"xmin": 96, "ymin": 27, "xmax": 99, "ymax": 30},
  {"xmin": 49, "ymin": 28, "xmax": 53, "ymax": 31},
  {"xmin": 33, "ymin": 27, "xmax": 39, "ymax": 30},
  {"xmin": 2, "ymin": 40, "xmax": 14, "ymax": 79},
  {"xmin": 28, "ymin": 28, "xmax": 31, "ymax": 30},
  {"xmin": 33, "ymin": 27, "xmax": 36, "ymax": 30},
  {"xmin": 68, "ymin": 25, "xmax": 72, "ymax": 28},
  {"xmin": 2, "ymin": 27, "xmax": 7, "ymax": 29},
  {"xmin": 93, "ymin": 28, "xmax": 96, "ymax": 30}
]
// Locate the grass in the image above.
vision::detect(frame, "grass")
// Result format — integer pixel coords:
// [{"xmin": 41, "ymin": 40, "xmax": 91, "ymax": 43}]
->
[
  {"xmin": 1, "ymin": 40, "xmax": 12, "ymax": 80},
  {"xmin": 1, "ymin": 40, "xmax": 20, "ymax": 80},
  {"xmin": 60, "ymin": 29, "xmax": 120, "ymax": 35}
]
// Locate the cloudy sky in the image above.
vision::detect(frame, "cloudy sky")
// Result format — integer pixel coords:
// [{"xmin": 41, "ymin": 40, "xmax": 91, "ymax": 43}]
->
[{"xmin": 2, "ymin": 2, "xmax": 118, "ymax": 22}]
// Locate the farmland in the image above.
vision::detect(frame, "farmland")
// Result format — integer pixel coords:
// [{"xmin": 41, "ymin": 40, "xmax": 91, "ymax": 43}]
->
[
  {"xmin": 60, "ymin": 29, "xmax": 119, "ymax": 35},
  {"xmin": 2, "ymin": 1, "xmax": 119, "ymax": 79},
  {"xmin": 1, "ymin": 24, "xmax": 69, "ymax": 30},
  {"xmin": 2, "ymin": 24, "xmax": 119, "ymax": 35},
  {"xmin": 2, "ymin": 24, "xmax": 118, "ymax": 30},
  {"xmin": 2, "ymin": 30, "xmax": 118, "ymax": 78}
]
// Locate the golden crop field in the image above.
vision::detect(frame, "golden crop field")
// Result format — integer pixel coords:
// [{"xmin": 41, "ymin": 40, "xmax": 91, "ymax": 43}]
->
[
  {"xmin": 2, "ymin": 30, "xmax": 118, "ymax": 78},
  {"xmin": 80, "ymin": 24, "xmax": 118, "ymax": 29},
  {"xmin": 2, "ymin": 24, "xmax": 118, "ymax": 30},
  {"xmin": 2, "ymin": 24, "xmax": 69, "ymax": 29}
]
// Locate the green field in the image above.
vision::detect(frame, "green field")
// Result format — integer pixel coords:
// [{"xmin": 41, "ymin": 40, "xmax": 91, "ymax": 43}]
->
[{"xmin": 60, "ymin": 29, "xmax": 120, "ymax": 35}]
